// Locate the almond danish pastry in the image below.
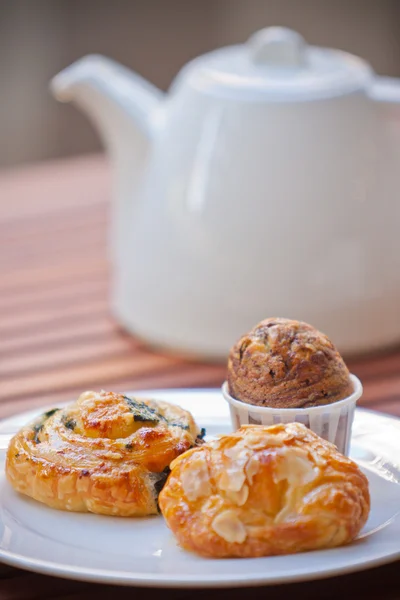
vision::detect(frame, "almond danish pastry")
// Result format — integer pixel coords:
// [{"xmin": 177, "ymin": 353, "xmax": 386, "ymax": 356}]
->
[
  {"xmin": 159, "ymin": 422, "xmax": 370, "ymax": 557},
  {"xmin": 6, "ymin": 390, "xmax": 203, "ymax": 516}
]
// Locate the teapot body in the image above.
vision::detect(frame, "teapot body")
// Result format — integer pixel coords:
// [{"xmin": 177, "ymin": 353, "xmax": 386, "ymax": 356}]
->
[
  {"xmin": 51, "ymin": 29, "xmax": 400, "ymax": 358},
  {"xmin": 113, "ymin": 84, "xmax": 399, "ymax": 357}
]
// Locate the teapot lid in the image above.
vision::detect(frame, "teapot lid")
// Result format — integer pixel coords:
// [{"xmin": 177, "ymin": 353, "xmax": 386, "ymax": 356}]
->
[{"xmin": 184, "ymin": 27, "xmax": 372, "ymax": 101}]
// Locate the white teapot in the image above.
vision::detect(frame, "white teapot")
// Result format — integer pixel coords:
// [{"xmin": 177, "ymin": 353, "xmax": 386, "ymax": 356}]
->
[{"xmin": 51, "ymin": 27, "xmax": 400, "ymax": 359}]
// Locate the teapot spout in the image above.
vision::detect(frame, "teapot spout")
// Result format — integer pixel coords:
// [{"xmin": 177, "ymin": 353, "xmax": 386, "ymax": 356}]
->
[
  {"xmin": 50, "ymin": 55, "xmax": 164, "ymax": 261},
  {"xmin": 51, "ymin": 54, "xmax": 164, "ymax": 147}
]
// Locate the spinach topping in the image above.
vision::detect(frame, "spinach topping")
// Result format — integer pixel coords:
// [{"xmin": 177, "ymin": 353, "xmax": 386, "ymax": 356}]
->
[
  {"xmin": 123, "ymin": 396, "xmax": 197, "ymax": 434},
  {"xmin": 123, "ymin": 396, "xmax": 162, "ymax": 424},
  {"xmin": 32, "ymin": 408, "xmax": 60, "ymax": 443},
  {"xmin": 153, "ymin": 467, "xmax": 171, "ymax": 510},
  {"xmin": 32, "ymin": 423, "xmax": 43, "ymax": 444},
  {"xmin": 194, "ymin": 427, "xmax": 207, "ymax": 446},
  {"xmin": 198, "ymin": 427, "xmax": 206, "ymax": 440},
  {"xmin": 62, "ymin": 417, "xmax": 76, "ymax": 430},
  {"xmin": 43, "ymin": 408, "xmax": 60, "ymax": 419},
  {"xmin": 168, "ymin": 422, "xmax": 190, "ymax": 431}
]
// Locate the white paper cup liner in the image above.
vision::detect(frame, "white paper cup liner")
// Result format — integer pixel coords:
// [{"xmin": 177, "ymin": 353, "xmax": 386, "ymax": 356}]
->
[{"xmin": 222, "ymin": 374, "xmax": 362, "ymax": 455}]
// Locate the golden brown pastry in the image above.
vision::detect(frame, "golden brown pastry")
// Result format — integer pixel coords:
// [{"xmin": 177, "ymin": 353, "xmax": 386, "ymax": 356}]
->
[
  {"xmin": 6, "ymin": 390, "xmax": 204, "ymax": 516},
  {"xmin": 159, "ymin": 422, "xmax": 370, "ymax": 558},
  {"xmin": 228, "ymin": 317, "xmax": 353, "ymax": 408}
]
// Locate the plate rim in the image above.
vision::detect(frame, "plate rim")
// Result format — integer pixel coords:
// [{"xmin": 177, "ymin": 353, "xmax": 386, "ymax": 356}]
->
[{"xmin": 0, "ymin": 542, "xmax": 398, "ymax": 588}]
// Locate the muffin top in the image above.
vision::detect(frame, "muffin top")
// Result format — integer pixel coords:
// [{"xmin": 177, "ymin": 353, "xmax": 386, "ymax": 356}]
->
[{"xmin": 227, "ymin": 318, "xmax": 353, "ymax": 409}]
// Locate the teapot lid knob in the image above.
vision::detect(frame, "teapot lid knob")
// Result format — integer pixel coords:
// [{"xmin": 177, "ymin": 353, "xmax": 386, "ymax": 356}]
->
[
  {"xmin": 184, "ymin": 25, "xmax": 372, "ymax": 101},
  {"xmin": 248, "ymin": 27, "xmax": 307, "ymax": 67}
]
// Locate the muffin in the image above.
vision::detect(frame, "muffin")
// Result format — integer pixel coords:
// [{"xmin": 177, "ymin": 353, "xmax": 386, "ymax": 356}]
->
[
  {"xmin": 223, "ymin": 318, "xmax": 362, "ymax": 455},
  {"xmin": 228, "ymin": 317, "xmax": 353, "ymax": 409},
  {"xmin": 159, "ymin": 422, "xmax": 370, "ymax": 558}
]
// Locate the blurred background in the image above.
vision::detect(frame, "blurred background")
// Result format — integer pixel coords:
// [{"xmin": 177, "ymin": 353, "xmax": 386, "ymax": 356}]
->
[
  {"xmin": 2, "ymin": 0, "xmax": 400, "ymax": 168},
  {"xmin": 0, "ymin": 0, "xmax": 400, "ymax": 419}
]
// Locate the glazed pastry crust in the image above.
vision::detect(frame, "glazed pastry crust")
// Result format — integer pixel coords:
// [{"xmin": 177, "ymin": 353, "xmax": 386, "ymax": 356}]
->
[
  {"xmin": 228, "ymin": 318, "xmax": 353, "ymax": 408},
  {"xmin": 159, "ymin": 423, "xmax": 370, "ymax": 558},
  {"xmin": 6, "ymin": 391, "xmax": 200, "ymax": 516}
]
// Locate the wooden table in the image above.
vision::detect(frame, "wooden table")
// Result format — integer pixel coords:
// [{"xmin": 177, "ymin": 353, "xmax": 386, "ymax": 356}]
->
[{"xmin": 1, "ymin": 155, "xmax": 399, "ymax": 599}]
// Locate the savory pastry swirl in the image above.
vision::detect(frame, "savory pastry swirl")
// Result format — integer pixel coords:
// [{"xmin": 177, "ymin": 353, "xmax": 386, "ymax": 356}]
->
[
  {"xmin": 6, "ymin": 391, "xmax": 203, "ymax": 516},
  {"xmin": 159, "ymin": 422, "xmax": 370, "ymax": 557}
]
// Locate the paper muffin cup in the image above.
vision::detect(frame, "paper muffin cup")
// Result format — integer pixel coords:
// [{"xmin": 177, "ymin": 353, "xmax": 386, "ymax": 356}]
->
[{"xmin": 222, "ymin": 374, "xmax": 362, "ymax": 456}]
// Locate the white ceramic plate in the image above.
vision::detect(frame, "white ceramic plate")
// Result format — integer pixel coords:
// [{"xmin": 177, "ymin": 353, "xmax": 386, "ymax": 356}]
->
[{"xmin": 0, "ymin": 389, "xmax": 399, "ymax": 588}]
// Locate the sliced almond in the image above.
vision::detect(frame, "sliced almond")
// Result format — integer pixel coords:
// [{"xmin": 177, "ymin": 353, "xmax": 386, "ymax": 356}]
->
[
  {"xmin": 245, "ymin": 455, "xmax": 260, "ymax": 484},
  {"xmin": 245, "ymin": 431, "xmax": 283, "ymax": 449},
  {"xmin": 219, "ymin": 468, "xmax": 246, "ymax": 493},
  {"xmin": 211, "ymin": 510, "xmax": 247, "ymax": 544},
  {"xmin": 224, "ymin": 443, "xmax": 248, "ymax": 462},
  {"xmin": 225, "ymin": 484, "xmax": 249, "ymax": 507},
  {"xmin": 218, "ymin": 442, "xmax": 249, "ymax": 492},
  {"xmin": 181, "ymin": 454, "xmax": 211, "ymax": 501},
  {"xmin": 273, "ymin": 448, "xmax": 318, "ymax": 487}
]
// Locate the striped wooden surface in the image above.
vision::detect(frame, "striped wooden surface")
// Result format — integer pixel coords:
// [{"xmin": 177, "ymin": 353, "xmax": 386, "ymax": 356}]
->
[{"xmin": 1, "ymin": 154, "xmax": 400, "ymax": 598}]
